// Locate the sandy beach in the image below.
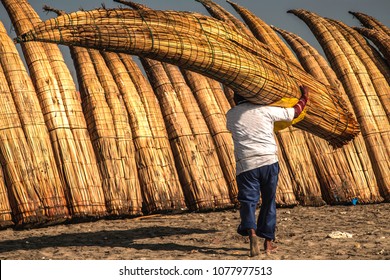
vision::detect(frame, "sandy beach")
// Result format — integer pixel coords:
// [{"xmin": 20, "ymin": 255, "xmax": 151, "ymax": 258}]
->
[{"xmin": 0, "ymin": 203, "xmax": 388, "ymax": 260}]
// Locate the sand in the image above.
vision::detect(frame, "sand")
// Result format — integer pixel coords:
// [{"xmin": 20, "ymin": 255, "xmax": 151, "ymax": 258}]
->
[{"xmin": 0, "ymin": 203, "xmax": 388, "ymax": 260}]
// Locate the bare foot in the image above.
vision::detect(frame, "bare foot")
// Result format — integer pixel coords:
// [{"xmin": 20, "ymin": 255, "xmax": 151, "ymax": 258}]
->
[
  {"xmin": 249, "ymin": 235, "xmax": 260, "ymax": 257},
  {"xmin": 248, "ymin": 229, "xmax": 260, "ymax": 257},
  {"xmin": 264, "ymin": 239, "xmax": 278, "ymax": 254}
]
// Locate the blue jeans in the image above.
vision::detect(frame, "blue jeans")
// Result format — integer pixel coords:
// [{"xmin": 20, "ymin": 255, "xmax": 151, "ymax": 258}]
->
[{"xmin": 236, "ymin": 162, "xmax": 279, "ymax": 240}]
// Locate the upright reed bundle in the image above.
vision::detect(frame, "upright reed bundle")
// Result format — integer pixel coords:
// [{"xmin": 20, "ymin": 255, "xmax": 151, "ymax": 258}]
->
[
  {"xmin": 16, "ymin": 8, "xmax": 360, "ymax": 147},
  {"xmin": 333, "ymin": 23, "xmax": 390, "ymax": 84},
  {"xmin": 0, "ymin": 166, "xmax": 13, "ymax": 228},
  {"xmin": 141, "ymin": 58, "xmax": 231, "ymax": 210},
  {"xmin": 88, "ymin": 49, "xmax": 142, "ymax": 216},
  {"xmin": 206, "ymin": 78, "xmax": 232, "ymax": 115},
  {"xmin": 0, "ymin": 56, "xmax": 45, "ymax": 225},
  {"xmin": 349, "ymin": 11, "xmax": 390, "ymax": 36},
  {"xmin": 354, "ymin": 27, "xmax": 390, "ymax": 64},
  {"xmin": 121, "ymin": 54, "xmax": 187, "ymax": 212},
  {"xmin": 167, "ymin": 42, "xmax": 237, "ymax": 202},
  {"xmin": 350, "ymin": 11, "xmax": 390, "ymax": 63},
  {"xmin": 0, "ymin": 19, "xmax": 69, "ymax": 225},
  {"xmin": 276, "ymin": 130, "xmax": 325, "ymax": 205},
  {"xmin": 69, "ymin": 40, "xmax": 142, "ymax": 216},
  {"xmin": 274, "ymin": 138, "xmax": 298, "ymax": 206},
  {"xmin": 102, "ymin": 52, "xmax": 186, "ymax": 213},
  {"xmin": 223, "ymin": 86, "xmax": 236, "ymax": 107},
  {"xmin": 183, "ymin": 70, "xmax": 239, "ymax": 202},
  {"xmin": 2, "ymin": 0, "xmax": 107, "ymax": 217},
  {"xmin": 328, "ymin": 19, "xmax": 390, "ymax": 119},
  {"xmin": 349, "ymin": 11, "xmax": 390, "ymax": 63},
  {"xmin": 163, "ymin": 63, "xmax": 236, "ymax": 206},
  {"xmin": 289, "ymin": 9, "xmax": 390, "ymax": 201},
  {"xmin": 272, "ymin": 27, "xmax": 331, "ymax": 81}
]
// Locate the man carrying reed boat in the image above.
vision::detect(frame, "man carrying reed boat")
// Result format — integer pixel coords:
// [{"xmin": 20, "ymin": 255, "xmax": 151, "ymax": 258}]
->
[{"xmin": 226, "ymin": 85, "xmax": 309, "ymax": 257}]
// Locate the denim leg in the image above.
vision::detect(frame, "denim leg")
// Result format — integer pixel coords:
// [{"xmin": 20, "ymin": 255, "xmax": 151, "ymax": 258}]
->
[
  {"xmin": 256, "ymin": 162, "xmax": 279, "ymax": 240},
  {"xmin": 236, "ymin": 168, "xmax": 260, "ymax": 236}
]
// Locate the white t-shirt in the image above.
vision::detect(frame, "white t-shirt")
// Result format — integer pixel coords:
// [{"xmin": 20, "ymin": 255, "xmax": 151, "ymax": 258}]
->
[{"xmin": 226, "ymin": 102, "xmax": 295, "ymax": 175}]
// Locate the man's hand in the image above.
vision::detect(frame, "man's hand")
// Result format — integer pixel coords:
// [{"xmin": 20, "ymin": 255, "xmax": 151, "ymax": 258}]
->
[
  {"xmin": 299, "ymin": 85, "xmax": 309, "ymax": 100},
  {"xmin": 294, "ymin": 85, "xmax": 309, "ymax": 118}
]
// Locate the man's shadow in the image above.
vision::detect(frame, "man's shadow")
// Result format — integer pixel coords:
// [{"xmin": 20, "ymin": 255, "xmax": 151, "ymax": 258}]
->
[{"xmin": 0, "ymin": 226, "xmax": 245, "ymax": 257}]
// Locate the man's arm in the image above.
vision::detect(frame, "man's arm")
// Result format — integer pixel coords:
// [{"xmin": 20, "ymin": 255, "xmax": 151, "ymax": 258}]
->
[{"xmin": 294, "ymin": 85, "xmax": 309, "ymax": 118}]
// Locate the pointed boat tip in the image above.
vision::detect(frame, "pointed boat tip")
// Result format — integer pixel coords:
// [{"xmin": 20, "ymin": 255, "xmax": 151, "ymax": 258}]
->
[
  {"xmin": 348, "ymin": 11, "xmax": 357, "ymax": 18},
  {"xmin": 288, "ymin": 9, "xmax": 309, "ymax": 13}
]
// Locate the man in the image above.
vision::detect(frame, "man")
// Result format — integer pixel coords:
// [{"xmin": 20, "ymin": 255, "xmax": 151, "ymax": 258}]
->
[{"xmin": 226, "ymin": 85, "xmax": 309, "ymax": 257}]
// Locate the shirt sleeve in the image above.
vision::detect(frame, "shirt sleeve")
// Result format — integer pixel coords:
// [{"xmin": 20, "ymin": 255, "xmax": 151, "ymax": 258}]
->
[{"xmin": 266, "ymin": 107, "xmax": 295, "ymax": 122}]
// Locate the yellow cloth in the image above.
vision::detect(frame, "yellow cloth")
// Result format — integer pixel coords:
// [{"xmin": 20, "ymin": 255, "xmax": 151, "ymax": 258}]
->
[{"xmin": 270, "ymin": 97, "xmax": 307, "ymax": 132}]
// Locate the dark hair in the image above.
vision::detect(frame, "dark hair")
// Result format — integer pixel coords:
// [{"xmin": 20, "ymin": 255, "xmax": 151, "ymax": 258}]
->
[{"xmin": 233, "ymin": 93, "xmax": 247, "ymax": 105}]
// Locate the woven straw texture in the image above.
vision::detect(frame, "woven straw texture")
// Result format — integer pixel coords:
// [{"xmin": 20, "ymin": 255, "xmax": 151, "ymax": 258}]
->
[
  {"xmin": 103, "ymin": 52, "xmax": 187, "ymax": 213},
  {"xmin": 142, "ymin": 58, "xmax": 232, "ymax": 210},
  {"xmin": 2, "ymin": 0, "xmax": 108, "ymax": 219},
  {"xmin": 16, "ymin": 8, "xmax": 360, "ymax": 147},
  {"xmin": 355, "ymin": 27, "xmax": 390, "ymax": 64},
  {"xmin": 71, "ymin": 44, "xmax": 143, "ymax": 216},
  {"xmin": 0, "ymin": 166, "xmax": 13, "ymax": 228},
  {"xmin": 0, "ymin": 17, "xmax": 69, "ymax": 226}
]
